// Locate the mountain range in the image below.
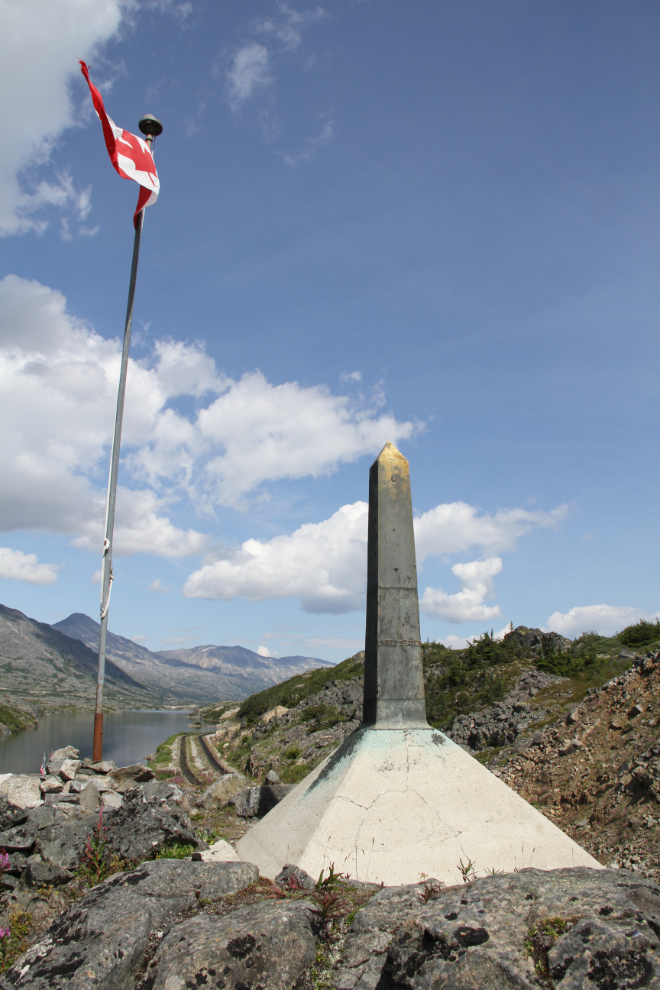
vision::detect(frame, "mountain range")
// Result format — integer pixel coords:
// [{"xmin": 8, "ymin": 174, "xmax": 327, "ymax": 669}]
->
[
  {"xmin": 52, "ymin": 612, "xmax": 330, "ymax": 704},
  {"xmin": 0, "ymin": 603, "xmax": 330, "ymax": 709},
  {"xmin": 0, "ymin": 603, "xmax": 154, "ymax": 709}
]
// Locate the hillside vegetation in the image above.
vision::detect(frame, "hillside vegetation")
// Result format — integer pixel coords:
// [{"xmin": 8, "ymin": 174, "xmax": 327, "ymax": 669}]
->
[
  {"xmin": 179, "ymin": 619, "xmax": 660, "ymax": 881},
  {"xmin": 199, "ymin": 620, "xmax": 652, "ymax": 735}
]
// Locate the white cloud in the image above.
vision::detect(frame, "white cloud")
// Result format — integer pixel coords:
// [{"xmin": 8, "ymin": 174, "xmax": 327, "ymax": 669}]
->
[
  {"xmin": 70, "ymin": 488, "xmax": 210, "ymax": 558},
  {"xmin": 341, "ymin": 371, "xmax": 362, "ymax": 383},
  {"xmin": 148, "ymin": 579, "xmax": 169, "ymax": 594},
  {"xmin": 184, "ymin": 499, "xmax": 566, "ymax": 615},
  {"xmin": 145, "ymin": 0, "xmax": 192, "ymax": 18},
  {"xmin": 195, "ymin": 372, "xmax": 418, "ymax": 508},
  {"xmin": 0, "ymin": 274, "xmax": 416, "ymax": 554},
  {"xmin": 420, "ymin": 557, "xmax": 503, "ymax": 623},
  {"xmin": 0, "ymin": 547, "xmax": 59, "ymax": 584},
  {"xmin": 226, "ymin": 44, "xmax": 272, "ymax": 110},
  {"xmin": 255, "ymin": 4, "xmax": 328, "ymax": 51},
  {"xmin": 256, "ymin": 645, "xmax": 276, "ymax": 657},
  {"xmin": 279, "ymin": 120, "xmax": 335, "ymax": 166},
  {"xmin": 161, "ymin": 636, "xmax": 186, "ymax": 645},
  {"xmin": 131, "ymin": 634, "xmax": 148, "ymax": 643},
  {"xmin": 184, "ymin": 502, "xmax": 368, "ymax": 613},
  {"xmin": 0, "ymin": 0, "xmax": 126, "ymax": 236},
  {"xmin": 414, "ymin": 502, "xmax": 568, "ymax": 560},
  {"xmin": 544, "ymin": 605, "xmax": 655, "ymax": 639}
]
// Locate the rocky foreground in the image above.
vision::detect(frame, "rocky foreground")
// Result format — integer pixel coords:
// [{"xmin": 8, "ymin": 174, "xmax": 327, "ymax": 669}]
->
[
  {"xmin": 0, "ymin": 746, "xmax": 658, "ymax": 987},
  {"xmin": 0, "ymin": 640, "xmax": 659, "ymax": 986},
  {"xmin": 1, "ymin": 840, "xmax": 659, "ymax": 988}
]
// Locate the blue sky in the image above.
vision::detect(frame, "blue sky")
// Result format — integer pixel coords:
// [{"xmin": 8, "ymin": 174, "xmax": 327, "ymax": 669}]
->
[{"xmin": 1, "ymin": 0, "xmax": 659, "ymax": 662}]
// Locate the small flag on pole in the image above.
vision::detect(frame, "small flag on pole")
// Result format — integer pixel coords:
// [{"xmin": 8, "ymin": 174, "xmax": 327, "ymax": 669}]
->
[{"xmin": 79, "ymin": 61, "xmax": 160, "ymax": 227}]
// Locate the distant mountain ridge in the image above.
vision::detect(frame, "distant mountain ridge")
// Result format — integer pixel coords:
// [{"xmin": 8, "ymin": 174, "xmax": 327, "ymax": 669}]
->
[
  {"xmin": 51, "ymin": 613, "xmax": 331, "ymax": 704},
  {"xmin": 157, "ymin": 643, "xmax": 332, "ymax": 678},
  {"xmin": 0, "ymin": 604, "xmax": 160, "ymax": 709}
]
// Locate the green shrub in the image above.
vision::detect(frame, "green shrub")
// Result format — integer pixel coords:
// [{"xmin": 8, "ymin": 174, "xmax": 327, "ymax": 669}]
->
[
  {"xmin": 152, "ymin": 743, "xmax": 172, "ymax": 765},
  {"xmin": 283, "ymin": 744, "xmax": 302, "ymax": 761},
  {"xmin": 155, "ymin": 843, "xmax": 195, "ymax": 859},
  {"xmin": 463, "ymin": 630, "xmax": 519, "ymax": 667},
  {"xmin": 424, "ymin": 657, "xmax": 509, "ymax": 730},
  {"xmin": 0, "ymin": 705, "xmax": 36, "ymax": 734},
  {"xmin": 299, "ymin": 704, "xmax": 346, "ymax": 730},
  {"xmin": 280, "ymin": 762, "xmax": 311, "ymax": 784},
  {"xmin": 618, "ymin": 619, "xmax": 660, "ymax": 650}
]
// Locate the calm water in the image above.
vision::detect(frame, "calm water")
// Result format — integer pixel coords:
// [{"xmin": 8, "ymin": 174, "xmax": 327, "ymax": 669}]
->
[{"xmin": 0, "ymin": 710, "xmax": 202, "ymax": 774}]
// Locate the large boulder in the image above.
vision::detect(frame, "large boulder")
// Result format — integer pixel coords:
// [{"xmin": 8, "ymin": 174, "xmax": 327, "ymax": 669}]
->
[
  {"xmin": 57, "ymin": 760, "xmax": 81, "ymax": 781},
  {"xmin": 200, "ymin": 772, "xmax": 247, "ymax": 809},
  {"xmin": 138, "ymin": 780, "xmax": 183, "ymax": 805},
  {"xmin": 105, "ymin": 788, "xmax": 204, "ymax": 861},
  {"xmin": 148, "ymin": 899, "xmax": 317, "ymax": 990},
  {"xmin": 24, "ymin": 858, "xmax": 73, "ymax": 888},
  {"xmin": 0, "ymin": 796, "xmax": 28, "ymax": 831},
  {"xmin": 78, "ymin": 783, "xmax": 100, "ymax": 814},
  {"xmin": 50, "ymin": 747, "xmax": 80, "ymax": 762},
  {"xmin": 85, "ymin": 760, "xmax": 116, "ymax": 774},
  {"xmin": 46, "ymin": 747, "xmax": 80, "ymax": 777},
  {"xmin": 0, "ymin": 822, "xmax": 37, "ymax": 852},
  {"xmin": 38, "ymin": 777, "xmax": 63, "ymax": 796},
  {"xmin": 331, "ymin": 867, "xmax": 660, "ymax": 990},
  {"xmin": 233, "ymin": 783, "xmax": 294, "ymax": 818},
  {"xmin": 36, "ymin": 815, "xmax": 103, "ymax": 872},
  {"xmin": 0, "ymin": 859, "xmax": 259, "ymax": 989},
  {"xmin": 108, "ymin": 764, "xmax": 155, "ymax": 793},
  {"xmin": 507, "ymin": 625, "xmax": 571, "ymax": 655},
  {"xmin": 0, "ymin": 775, "xmax": 42, "ymax": 809},
  {"xmin": 27, "ymin": 805, "xmax": 64, "ymax": 831}
]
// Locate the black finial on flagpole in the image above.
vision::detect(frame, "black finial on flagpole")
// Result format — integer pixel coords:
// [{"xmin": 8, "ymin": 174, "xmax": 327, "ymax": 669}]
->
[{"xmin": 139, "ymin": 114, "xmax": 163, "ymax": 138}]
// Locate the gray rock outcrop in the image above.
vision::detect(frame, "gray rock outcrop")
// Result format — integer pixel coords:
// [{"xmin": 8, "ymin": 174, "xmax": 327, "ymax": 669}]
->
[
  {"xmin": 233, "ymin": 783, "xmax": 294, "ymax": 818},
  {"xmin": 0, "ymin": 779, "xmax": 206, "ymax": 884},
  {"xmin": 200, "ymin": 772, "xmax": 247, "ymax": 810},
  {"xmin": 507, "ymin": 626, "xmax": 572, "ymax": 655},
  {"xmin": 330, "ymin": 867, "xmax": 660, "ymax": 989},
  {"xmin": 0, "ymin": 859, "xmax": 258, "ymax": 989},
  {"xmin": 145, "ymin": 899, "xmax": 317, "ymax": 990},
  {"xmin": 447, "ymin": 668, "xmax": 566, "ymax": 751},
  {"xmin": 6, "ymin": 863, "xmax": 658, "ymax": 990}
]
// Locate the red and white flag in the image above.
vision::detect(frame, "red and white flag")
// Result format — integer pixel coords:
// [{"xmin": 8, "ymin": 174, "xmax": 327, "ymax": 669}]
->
[{"xmin": 79, "ymin": 61, "xmax": 159, "ymax": 227}]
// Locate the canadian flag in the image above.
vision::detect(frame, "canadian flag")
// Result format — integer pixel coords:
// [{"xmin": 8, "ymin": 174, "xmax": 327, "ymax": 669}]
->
[{"xmin": 79, "ymin": 61, "xmax": 159, "ymax": 227}]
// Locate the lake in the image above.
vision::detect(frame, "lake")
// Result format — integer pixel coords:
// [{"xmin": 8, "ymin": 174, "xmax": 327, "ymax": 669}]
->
[{"xmin": 0, "ymin": 710, "xmax": 205, "ymax": 775}]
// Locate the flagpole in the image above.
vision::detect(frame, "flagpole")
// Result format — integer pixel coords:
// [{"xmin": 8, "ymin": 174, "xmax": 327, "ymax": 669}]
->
[{"xmin": 93, "ymin": 114, "xmax": 163, "ymax": 763}]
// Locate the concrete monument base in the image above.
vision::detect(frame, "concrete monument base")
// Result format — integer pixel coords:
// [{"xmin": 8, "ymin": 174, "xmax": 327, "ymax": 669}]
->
[{"xmin": 235, "ymin": 727, "xmax": 602, "ymax": 886}]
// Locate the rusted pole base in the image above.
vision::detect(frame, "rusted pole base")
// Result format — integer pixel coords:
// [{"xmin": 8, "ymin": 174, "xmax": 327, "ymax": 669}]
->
[{"xmin": 92, "ymin": 712, "xmax": 103, "ymax": 762}]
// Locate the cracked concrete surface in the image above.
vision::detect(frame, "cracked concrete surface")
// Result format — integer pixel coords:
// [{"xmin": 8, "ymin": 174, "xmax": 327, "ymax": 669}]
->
[{"xmin": 235, "ymin": 727, "xmax": 601, "ymax": 886}]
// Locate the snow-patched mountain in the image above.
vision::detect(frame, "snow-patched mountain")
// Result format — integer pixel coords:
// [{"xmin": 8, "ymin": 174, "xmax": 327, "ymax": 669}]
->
[{"xmin": 52, "ymin": 613, "xmax": 331, "ymax": 704}]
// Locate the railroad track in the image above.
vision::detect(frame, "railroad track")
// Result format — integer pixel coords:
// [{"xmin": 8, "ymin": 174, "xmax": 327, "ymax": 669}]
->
[
  {"xmin": 178, "ymin": 734, "xmax": 201, "ymax": 787},
  {"xmin": 197, "ymin": 733, "xmax": 227, "ymax": 775}
]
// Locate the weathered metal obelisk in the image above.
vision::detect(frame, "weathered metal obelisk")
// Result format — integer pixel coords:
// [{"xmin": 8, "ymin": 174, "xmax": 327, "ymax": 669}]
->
[
  {"xmin": 363, "ymin": 441, "xmax": 427, "ymax": 728},
  {"xmin": 236, "ymin": 442, "xmax": 601, "ymax": 885}
]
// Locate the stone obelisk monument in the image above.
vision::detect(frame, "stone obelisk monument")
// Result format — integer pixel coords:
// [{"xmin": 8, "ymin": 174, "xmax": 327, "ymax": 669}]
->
[
  {"xmin": 364, "ymin": 441, "xmax": 427, "ymax": 728},
  {"xmin": 236, "ymin": 442, "xmax": 601, "ymax": 885}
]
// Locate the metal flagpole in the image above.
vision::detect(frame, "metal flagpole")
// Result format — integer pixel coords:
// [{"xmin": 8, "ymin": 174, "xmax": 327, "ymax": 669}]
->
[{"xmin": 93, "ymin": 113, "xmax": 163, "ymax": 763}]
